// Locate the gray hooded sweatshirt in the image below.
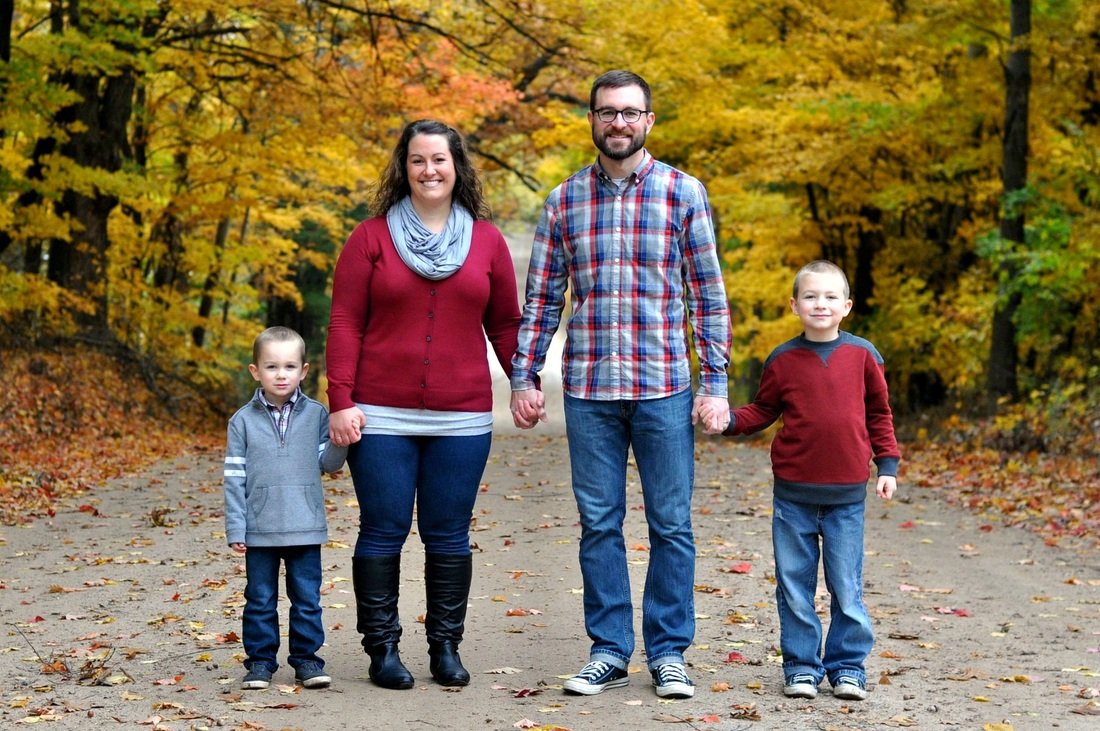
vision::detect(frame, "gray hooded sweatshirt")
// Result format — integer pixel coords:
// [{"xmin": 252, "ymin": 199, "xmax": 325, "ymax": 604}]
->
[{"xmin": 223, "ymin": 389, "xmax": 347, "ymax": 547}]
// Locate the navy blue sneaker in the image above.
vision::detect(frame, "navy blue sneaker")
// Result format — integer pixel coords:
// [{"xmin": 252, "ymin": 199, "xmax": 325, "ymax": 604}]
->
[
  {"xmin": 241, "ymin": 666, "xmax": 272, "ymax": 690},
  {"xmin": 652, "ymin": 662, "xmax": 695, "ymax": 698},
  {"xmin": 295, "ymin": 662, "xmax": 331, "ymax": 689},
  {"xmin": 562, "ymin": 660, "xmax": 629, "ymax": 695}
]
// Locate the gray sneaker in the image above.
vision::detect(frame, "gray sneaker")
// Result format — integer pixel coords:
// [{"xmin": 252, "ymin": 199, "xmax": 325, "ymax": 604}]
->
[
  {"xmin": 783, "ymin": 673, "xmax": 818, "ymax": 699},
  {"xmin": 832, "ymin": 676, "xmax": 868, "ymax": 700}
]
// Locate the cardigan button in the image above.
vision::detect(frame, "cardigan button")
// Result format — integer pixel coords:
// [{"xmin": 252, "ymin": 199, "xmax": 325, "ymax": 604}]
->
[{"xmin": 425, "ymin": 335, "xmax": 432, "ymax": 342}]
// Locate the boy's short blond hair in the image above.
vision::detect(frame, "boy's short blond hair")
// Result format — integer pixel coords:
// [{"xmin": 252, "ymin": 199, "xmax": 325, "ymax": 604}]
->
[
  {"xmin": 252, "ymin": 326, "xmax": 307, "ymax": 364},
  {"xmin": 792, "ymin": 260, "xmax": 850, "ymax": 299}
]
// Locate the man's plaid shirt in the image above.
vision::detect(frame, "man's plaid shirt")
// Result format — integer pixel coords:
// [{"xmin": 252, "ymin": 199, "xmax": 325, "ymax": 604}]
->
[{"xmin": 512, "ymin": 152, "xmax": 731, "ymax": 400}]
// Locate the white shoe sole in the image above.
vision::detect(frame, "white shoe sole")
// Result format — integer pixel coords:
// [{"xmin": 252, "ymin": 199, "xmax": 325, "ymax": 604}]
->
[
  {"xmin": 833, "ymin": 684, "xmax": 868, "ymax": 700},
  {"xmin": 783, "ymin": 682, "xmax": 818, "ymax": 699},
  {"xmin": 562, "ymin": 676, "xmax": 629, "ymax": 695},
  {"xmin": 654, "ymin": 682, "xmax": 695, "ymax": 698}
]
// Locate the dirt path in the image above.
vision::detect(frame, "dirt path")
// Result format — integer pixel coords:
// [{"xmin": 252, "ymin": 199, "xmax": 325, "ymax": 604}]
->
[{"xmin": 2, "ymin": 433, "xmax": 1098, "ymax": 731}]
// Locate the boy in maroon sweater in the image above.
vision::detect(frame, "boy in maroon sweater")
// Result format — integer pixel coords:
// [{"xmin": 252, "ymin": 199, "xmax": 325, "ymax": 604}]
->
[{"xmin": 701, "ymin": 260, "xmax": 899, "ymax": 701}]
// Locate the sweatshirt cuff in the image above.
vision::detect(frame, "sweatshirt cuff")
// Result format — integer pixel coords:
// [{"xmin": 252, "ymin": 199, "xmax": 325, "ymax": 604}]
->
[{"xmin": 873, "ymin": 456, "xmax": 900, "ymax": 477}]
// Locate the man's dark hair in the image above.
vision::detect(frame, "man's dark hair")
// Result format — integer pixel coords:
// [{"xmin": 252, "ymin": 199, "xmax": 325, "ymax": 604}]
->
[{"xmin": 589, "ymin": 70, "xmax": 652, "ymax": 113}]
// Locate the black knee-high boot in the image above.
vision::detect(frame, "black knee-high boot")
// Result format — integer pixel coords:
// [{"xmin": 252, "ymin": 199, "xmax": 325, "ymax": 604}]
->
[
  {"xmin": 352, "ymin": 555, "xmax": 415, "ymax": 690},
  {"xmin": 424, "ymin": 553, "xmax": 473, "ymax": 686}
]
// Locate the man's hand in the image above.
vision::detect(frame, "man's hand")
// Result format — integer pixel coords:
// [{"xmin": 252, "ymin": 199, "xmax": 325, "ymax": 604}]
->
[
  {"xmin": 329, "ymin": 407, "xmax": 364, "ymax": 446},
  {"xmin": 510, "ymin": 389, "xmax": 547, "ymax": 429},
  {"xmin": 692, "ymin": 395, "xmax": 730, "ymax": 435}
]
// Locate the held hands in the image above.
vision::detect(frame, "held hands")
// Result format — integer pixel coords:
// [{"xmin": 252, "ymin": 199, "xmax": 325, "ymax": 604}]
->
[
  {"xmin": 510, "ymin": 389, "xmax": 547, "ymax": 429},
  {"xmin": 692, "ymin": 395, "xmax": 730, "ymax": 435},
  {"xmin": 876, "ymin": 475, "xmax": 897, "ymax": 500},
  {"xmin": 230, "ymin": 543, "xmax": 247, "ymax": 554},
  {"xmin": 330, "ymin": 407, "xmax": 364, "ymax": 447}
]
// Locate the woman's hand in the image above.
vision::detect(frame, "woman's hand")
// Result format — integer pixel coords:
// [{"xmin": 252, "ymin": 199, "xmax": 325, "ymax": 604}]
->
[{"xmin": 330, "ymin": 407, "xmax": 364, "ymax": 446}]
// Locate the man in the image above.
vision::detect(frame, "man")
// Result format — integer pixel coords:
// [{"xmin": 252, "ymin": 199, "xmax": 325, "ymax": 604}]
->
[{"xmin": 510, "ymin": 70, "xmax": 732, "ymax": 700}]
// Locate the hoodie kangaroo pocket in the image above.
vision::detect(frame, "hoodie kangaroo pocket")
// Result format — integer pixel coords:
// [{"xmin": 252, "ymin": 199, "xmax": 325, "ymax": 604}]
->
[{"xmin": 247, "ymin": 485, "xmax": 324, "ymax": 534}]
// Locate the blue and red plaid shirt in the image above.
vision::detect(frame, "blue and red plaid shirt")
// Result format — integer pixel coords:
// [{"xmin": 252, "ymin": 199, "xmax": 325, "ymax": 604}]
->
[{"xmin": 512, "ymin": 152, "xmax": 731, "ymax": 400}]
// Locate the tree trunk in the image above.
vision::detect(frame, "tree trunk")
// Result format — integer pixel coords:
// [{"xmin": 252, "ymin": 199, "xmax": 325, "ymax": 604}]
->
[
  {"xmin": 192, "ymin": 217, "xmax": 232, "ymax": 348},
  {"xmin": 854, "ymin": 205, "xmax": 882, "ymax": 316},
  {"xmin": 987, "ymin": 0, "xmax": 1030, "ymax": 408},
  {"xmin": 45, "ymin": 68, "xmax": 136, "ymax": 336}
]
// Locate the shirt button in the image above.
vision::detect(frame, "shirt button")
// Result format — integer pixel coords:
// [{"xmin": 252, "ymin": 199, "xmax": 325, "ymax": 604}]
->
[
  {"xmin": 429, "ymin": 289, "xmax": 436, "ymax": 296},
  {"xmin": 426, "ymin": 335, "xmax": 432, "ymax": 342},
  {"xmin": 427, "ymin": 312, "xmax": 434, "ymax": 319},
  {"xmin": 423, "ymin": 358, "xmax": 430, "ymax": 365},
  {"xmin": 420, "ymin": 383, "xmax": 426, "ymax": 389}
]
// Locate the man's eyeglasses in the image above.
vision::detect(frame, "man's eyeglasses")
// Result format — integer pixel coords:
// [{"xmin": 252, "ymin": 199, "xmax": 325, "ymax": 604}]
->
[{"xmin": 593, "ymin": 107, "xmax": 649, "ymax": 124}]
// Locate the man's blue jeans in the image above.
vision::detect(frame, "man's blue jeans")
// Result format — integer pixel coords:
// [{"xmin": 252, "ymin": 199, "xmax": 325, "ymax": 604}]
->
[
  {"xmin": 772, "ymin": 496, "xmax": 873, "ymax": 686},
  {"xmin": 563, "ymin": 389, "xmax": 695, "ymax": 670},
  {"xmin": 243, "ymin": 544, "xmax": 324, "ymax": 673},
  {"xmin": 347, "ymin": 433, "xmax": 491, "ymax": 557}
]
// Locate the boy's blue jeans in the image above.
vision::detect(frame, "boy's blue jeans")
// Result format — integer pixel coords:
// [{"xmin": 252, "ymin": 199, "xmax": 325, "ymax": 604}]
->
[
  {"xmin": 243, "ymin": 544, "xmax": 324, "ymax": 674},
  {"xmin": 772, "ymin": 496, "xmax": 873, "ymax": 686},
  {"xmin": 563, "ymin": 389, "xmax": 696, "ymax": 670}
]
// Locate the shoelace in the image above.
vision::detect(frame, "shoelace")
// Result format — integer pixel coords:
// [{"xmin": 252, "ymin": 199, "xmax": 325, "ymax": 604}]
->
[
  {"xmin": 576, "ymin": 660, "xmax": 614, "ymax": 682},
  {"xmin": 656, "ymin": 664, "xmax": 691, "ymax": 685},
  {"xmin": 788, "ymin": 673, "xmax": 816, "ymax": 685}
]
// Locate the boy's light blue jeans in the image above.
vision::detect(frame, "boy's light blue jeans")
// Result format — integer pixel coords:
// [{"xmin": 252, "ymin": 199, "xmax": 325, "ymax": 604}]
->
[
  {"xmin": 772, "ymin": 496, "xmax": 873, "ymax": 686},
  {"xmin": 563, "ymin": 389, "xmax": 696, "ymax": 670}
]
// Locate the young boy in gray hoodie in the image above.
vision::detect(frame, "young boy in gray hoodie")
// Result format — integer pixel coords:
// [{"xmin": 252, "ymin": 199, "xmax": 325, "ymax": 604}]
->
[{"xmin": 224, "ymin": 326, "xmax": 347, "ymax": 690}]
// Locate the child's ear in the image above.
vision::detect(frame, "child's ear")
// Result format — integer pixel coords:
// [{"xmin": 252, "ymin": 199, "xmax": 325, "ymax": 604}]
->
[
  {"xmin": 248, "ymin": 363, "xmax": 261, "ymax": 381},
  {"xmin": 301, "ymin": 362, "xmax": 310, "ymax": 377}
]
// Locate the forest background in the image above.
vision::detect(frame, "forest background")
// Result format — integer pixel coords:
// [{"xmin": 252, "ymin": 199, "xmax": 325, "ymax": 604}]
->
[{"xmin": 0, "ymin": 0, "xmax": 1097, "ymax": 542}]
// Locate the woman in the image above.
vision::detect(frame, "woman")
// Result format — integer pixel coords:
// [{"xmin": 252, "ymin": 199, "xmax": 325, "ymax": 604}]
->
[{"xmin": 326, "ymin": 120, "xmax": 520, "ymax": 689}]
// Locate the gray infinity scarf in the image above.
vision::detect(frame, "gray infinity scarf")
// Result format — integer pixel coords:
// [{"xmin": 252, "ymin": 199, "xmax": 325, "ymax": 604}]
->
[{"xmin": 386, "ymin": 196, "xmax": 473, "ymax": 280}]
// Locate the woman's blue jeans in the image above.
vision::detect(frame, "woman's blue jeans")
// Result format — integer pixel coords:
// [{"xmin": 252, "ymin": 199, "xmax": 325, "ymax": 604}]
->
[
  {"xmin": 772, "ymin": 496, "xmax": 873, "ymax": 685},
  {"xmin": 347, "ymin": 433, "xmax": 491, "ymax": 557},
  {"xmin": 563, "ymin": 389, "xmax": 696, "ymax": 670},
  {"xmin": 243, "ymin": 544, "xmax": 324, "ymax": 673}
]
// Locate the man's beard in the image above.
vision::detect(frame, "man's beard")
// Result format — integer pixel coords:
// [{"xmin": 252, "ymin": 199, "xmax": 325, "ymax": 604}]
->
[{"xmin": 593, "ymin": 128, "xmax": 646, "ymax": 161}]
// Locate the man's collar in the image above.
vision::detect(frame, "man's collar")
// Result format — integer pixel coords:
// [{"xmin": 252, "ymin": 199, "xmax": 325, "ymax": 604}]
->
[{"xmin": 594, "ymin": 150, "xmax": 653, "ymax": 183}]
